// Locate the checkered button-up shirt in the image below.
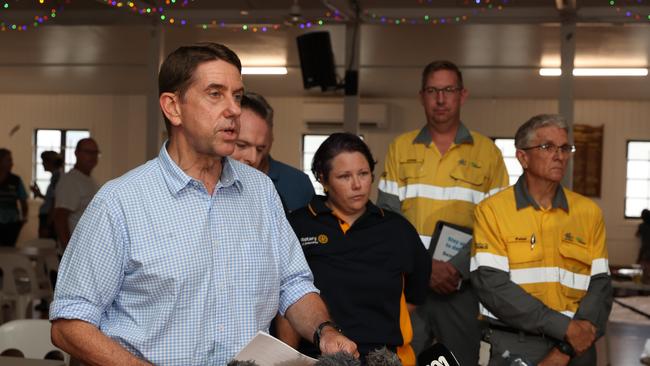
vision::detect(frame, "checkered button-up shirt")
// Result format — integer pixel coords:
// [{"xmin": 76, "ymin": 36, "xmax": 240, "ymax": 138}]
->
[{"xmin": 50, "ymin": 144, "xmax": 317, "ymax": 365}]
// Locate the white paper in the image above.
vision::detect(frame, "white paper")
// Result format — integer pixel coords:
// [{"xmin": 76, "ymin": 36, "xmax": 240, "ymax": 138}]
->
[
  {"xmin": 233, "ymin": 331, "xmax": 317, "ymax": 366},
  {"xmin": 432, "ymin": 225, "xmax": 472, "ymax": 262}
]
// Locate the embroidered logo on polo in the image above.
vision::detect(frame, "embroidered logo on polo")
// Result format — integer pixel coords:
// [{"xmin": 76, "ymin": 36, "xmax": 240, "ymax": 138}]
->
[
  {"xmin": 562, "ymin": 232, "xmax": 585, "ymax": 245},
  {"xmin": 300, "ymin": 236, "xmax": 319, "ymax": 246},
  {"xmin": 458, "ymin": 159, "xmax": 482, "ymax": 169},
  {"xmin": 300, "ymin": 235, "xmax": 329, "ymax": 246}
]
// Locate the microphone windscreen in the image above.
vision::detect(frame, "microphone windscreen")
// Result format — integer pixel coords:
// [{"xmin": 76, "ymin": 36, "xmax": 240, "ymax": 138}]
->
[
  {"xmin": 417, "ymin": 343, "xmax": 460, "ymax": 366},
  {"xmin": 315, "ymin": 352, "xmax": 361, "ymax": 366},
  {"xmin": 366, "ymin": 347, "xmax": 403, "ymax": 366},
  {"xmin": 227, "ymin": 360, "xmax": 260, "ymax": 366}
]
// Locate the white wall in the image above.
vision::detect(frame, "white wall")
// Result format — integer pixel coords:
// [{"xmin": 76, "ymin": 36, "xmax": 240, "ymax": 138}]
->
[
  {"xmin": 0, "ymin": 94, "xmax": 147, "ymax": 242},
  {"xmin": 1, "ymin": 93, "xmax": 647, "ymax": 264}
]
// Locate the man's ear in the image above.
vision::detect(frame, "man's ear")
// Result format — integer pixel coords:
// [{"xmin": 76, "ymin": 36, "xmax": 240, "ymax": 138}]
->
[
  {"xmin": 516, "ymin": 149, "xmax": 528, "ymax": 170},
  {"xmin": 160, "ymin": 92, "xmax": 182, "ymax": 127}
]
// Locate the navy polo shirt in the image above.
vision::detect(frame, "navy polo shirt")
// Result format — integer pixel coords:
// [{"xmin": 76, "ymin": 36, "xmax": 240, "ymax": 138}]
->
[{"xmin": 289, "ymin": 196, "xmax": 431, "ymax": 357}]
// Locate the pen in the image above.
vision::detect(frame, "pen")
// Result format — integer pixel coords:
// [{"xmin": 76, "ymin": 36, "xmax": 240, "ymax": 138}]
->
[{"xmin": 530, "ymin": 233, "xmax": 536, "ymax": 250}]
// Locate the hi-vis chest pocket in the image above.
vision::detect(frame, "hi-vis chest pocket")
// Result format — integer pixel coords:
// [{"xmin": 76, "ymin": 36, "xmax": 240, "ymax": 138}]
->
[
  {"xmin": 505, "ymin": 235, "xmax": 544, "ymax": 264},
  {"xmin": 558, "ymin": 234, "xmax": 591, "ymax": 272},
  {"xmin": 450, "ymin": 162, "xmax": 486, "ymax": 186},
  {"xmin": 399, "ymin": 159, "xmax": 426, "ymax": 180}
]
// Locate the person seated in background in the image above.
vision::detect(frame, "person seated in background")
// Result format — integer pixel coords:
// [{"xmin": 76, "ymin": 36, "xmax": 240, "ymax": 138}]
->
[
  {"xmin": 0, "ymin": 148, "xmax": 28, "ymax": 246},
  {"xmin": 31, "ymin": 150, "xmax": 64, "ymax": 239},
  {"xmin": 276, "ymin": 133, "xmax": 431, "ymax": 365},
  {"xmin": 230, "ymin": 92, "xmax": 314, "ymax": 212},
  {"xmin": 470, "ymin": 114, "xmax": 613, "ymax": 366},
  {"xmin": 53, "ymin": 138, "xmax": 99, "ymax": 250}
]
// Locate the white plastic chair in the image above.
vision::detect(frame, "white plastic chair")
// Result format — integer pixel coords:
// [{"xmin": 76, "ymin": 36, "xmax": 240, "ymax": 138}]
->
[
  {"xmin": 0, "ymin": 251, "xmax": 52, "ymax": 320},
  {"xmin": 0, "ymin": 319, "xmax": 69, "ymax": 363}
]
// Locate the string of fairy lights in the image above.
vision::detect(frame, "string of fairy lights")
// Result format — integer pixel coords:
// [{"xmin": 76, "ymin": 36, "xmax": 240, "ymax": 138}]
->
[{"xmin": 1, "ymin": 0, "xmax": 649, "ymax": 32}]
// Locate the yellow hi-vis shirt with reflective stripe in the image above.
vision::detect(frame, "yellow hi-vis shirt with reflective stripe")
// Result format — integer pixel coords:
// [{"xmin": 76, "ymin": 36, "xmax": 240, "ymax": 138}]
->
[
  {"xmin": 378, "ymin": 124, "xmax": 509, "ymax": 248},
  {"xmin": 470, "ymin": 181, "xmax": 609, "ymax": 321}
]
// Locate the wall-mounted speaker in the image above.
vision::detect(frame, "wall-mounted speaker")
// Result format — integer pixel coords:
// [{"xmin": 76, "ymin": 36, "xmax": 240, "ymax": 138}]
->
[{"xmin": 296, "ymin": 31, "xmax": 338, "ymax": 91}]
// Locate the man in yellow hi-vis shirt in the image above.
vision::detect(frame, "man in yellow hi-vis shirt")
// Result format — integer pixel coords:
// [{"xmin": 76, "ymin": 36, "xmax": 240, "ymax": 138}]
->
[
  {"xmin": 471, "ymin": 114, "xmax": 612, "ymax": 366},
  {"xmin": 377, "ymin": 60, "xmax": 509, "ymax": 366}
]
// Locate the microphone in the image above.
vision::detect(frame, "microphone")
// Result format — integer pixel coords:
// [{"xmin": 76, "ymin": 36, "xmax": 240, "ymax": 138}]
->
[
  {"xmin": 315, "ymin": 352, "xmax": 361, "ymax": 366},
  {"xmin": 417, "ymin": 343, "xmax": 460, "ymax": 366},
  {"xmin": 227, "ymin": 361, "xmax": 260, "ymax": 366},
  {"xmin": 366, "ymin": 347, "xmax": 403, "ymax": 366}
]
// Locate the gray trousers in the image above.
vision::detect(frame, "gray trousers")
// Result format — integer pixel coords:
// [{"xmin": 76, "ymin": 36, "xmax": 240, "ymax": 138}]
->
[
  {"xmin": 486, "ymin": 328, "xmax": 596, "ymax": 366},
  {"xmin": 411, "ymin": 283, "xmax": 481, "ymax": 366}
]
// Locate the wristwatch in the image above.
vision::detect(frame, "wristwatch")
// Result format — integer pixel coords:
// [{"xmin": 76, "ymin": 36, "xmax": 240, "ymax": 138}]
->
[
  {"xmin": 555, "ymin": 341, "xmax": 576, "ymax": 357},
  {"xmin": 313, "ymin": 321, "xmax": 342, "ymax": 347}
]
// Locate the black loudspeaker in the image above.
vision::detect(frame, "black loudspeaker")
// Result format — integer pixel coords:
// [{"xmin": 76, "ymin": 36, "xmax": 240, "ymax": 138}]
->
[{"xmin": 296, "ymin": 31, "xmax": 338, "ymax": 91}]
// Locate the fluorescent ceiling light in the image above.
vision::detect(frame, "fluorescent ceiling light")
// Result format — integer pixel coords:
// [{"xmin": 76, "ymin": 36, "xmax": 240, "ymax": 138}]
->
[
  {"xmin": 539, "ymin": 68, "xmax": 648, "ymax": 77},
  {"xmin": 242, "ymin": 67, "xmax": 288, "ymax": 75}
]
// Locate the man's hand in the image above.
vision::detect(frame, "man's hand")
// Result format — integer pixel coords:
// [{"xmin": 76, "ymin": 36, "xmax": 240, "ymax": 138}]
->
[
  {"xmin": 318, "ymin": 326, "xmax": 359, "ymax": 358},
  {"xmin": 565, "ymin": 319, "xmax": 596, "ymax": 355},
  {"xmin": 429, "ymin": 259, "xmax": 460, "ymax": 294},
  {"xmin": 538, "ymin": 347, "xmax": 571, "ymax": 366}
]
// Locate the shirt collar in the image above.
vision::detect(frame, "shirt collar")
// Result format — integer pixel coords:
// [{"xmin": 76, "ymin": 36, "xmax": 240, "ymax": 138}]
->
[
  {"xmin": 412, "ymin": 122, "xmax": 474, "ymax": 145},
  {"xmin": 307, "ymin": 195, "xmax": 384, "ymax": 218},
  {"xmin": 514, "ymin": 174, "xmax": 569, "ymax": 212},
  {"xmin": 158, "ymin": 142, "xmax": 242, "ymax": 196}
]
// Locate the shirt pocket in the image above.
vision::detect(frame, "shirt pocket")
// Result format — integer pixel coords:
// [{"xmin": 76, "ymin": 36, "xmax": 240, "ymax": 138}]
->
[
  {"xmin": 505, "ymin": 235, "xmax": 544, "ymax": 265},
  {"xmin": 558, "ymin": 242, "xmax": 591, "ymax": 299},
  {"xmin": 398, "ymin": 159, "xmax": 426, "ymax": 181},
  {"xmin": 450, "ymin": 164, "xmax": 486, "ymax": 187}
]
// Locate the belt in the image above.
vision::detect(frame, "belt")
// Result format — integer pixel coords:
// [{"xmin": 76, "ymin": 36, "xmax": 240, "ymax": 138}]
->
[{"xmin": 488, "ymin": 324, "xmax": 545, "ymax": 339}]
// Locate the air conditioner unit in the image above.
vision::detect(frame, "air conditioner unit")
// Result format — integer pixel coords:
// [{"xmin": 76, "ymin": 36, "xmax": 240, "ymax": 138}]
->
[{"xmin": 303, "ymin": 102, "xmax": 389, "ymax": 129}]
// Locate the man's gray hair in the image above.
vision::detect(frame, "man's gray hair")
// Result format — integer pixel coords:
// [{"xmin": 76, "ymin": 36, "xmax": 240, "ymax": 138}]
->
[{"xmin": 514, "ymin": 114, "xmax": 569, "ymax": 149}]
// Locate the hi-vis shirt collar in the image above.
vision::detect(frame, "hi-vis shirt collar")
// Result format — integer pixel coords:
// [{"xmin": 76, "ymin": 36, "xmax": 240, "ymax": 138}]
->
[
  {"xmin": 412, "ymin": 122, "xmax": 474, "ymax": 146},
  {"xmin": 307, "ymin": 195, "xmax": 384, "ymax": 218},
  {"xmin": 514, "ymin": 175, "xmax": 569, "ymax": 212}
]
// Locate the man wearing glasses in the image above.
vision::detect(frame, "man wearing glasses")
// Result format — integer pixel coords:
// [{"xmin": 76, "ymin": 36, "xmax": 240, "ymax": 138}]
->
[
  {"xmin": 470, "ymin": 114, "xmax": 612, "ymax": 365},
  {"xmin": 377, "ymin": 60, "xmax": 509, "ymax": 366},
  {"xmin": 54, "ymin": 137, "xmax": 100, "ymax": 251}
]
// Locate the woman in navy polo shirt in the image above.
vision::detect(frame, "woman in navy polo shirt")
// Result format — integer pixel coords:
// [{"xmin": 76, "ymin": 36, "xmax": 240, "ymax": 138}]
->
[{"xmin": 276, "ymin": 133, "xmax": 431, "ymax": 365}]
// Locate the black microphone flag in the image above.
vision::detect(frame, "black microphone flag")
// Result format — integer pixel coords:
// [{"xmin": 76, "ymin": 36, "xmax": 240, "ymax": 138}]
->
[{"xmin": 417, "ymin": 343, "xmax": 461, "ymax": 366}]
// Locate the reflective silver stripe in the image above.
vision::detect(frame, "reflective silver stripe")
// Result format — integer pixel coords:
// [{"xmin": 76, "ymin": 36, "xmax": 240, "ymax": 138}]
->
[
  {"xmin": 487, "ymin": 186, "xmax": 506, "ymax": 197},
  {"xmin": 470, "ymin": 252, "xmax": 510, "ymax": 272},
  {"xmin": 561, "ymin": 310, "xmax": 575, "ymax": 318},
  {"xmin": 480, "ymin": 304, "xmax": 575, "ymax": 321},
  {"xmin": 420, "ymin": 235, "xmax": 432, "ymax": 250},
  {"xmin": 591, "ymin": 258, "xmax": 610, "ymax": 276},
  {"xmin": 401, "ymin": 184, "xmax": 487, "ymax": 204},
  {"xmin": 378, "ymin": 179, "xmax": 399, "ymax": 196},
  {"xmin": 510, "ymin": 267, "xmax": 591, "ymax": 291},
  {"xmin": 479, "ymin": 303, "xmax": 498, "ymax": 319}
]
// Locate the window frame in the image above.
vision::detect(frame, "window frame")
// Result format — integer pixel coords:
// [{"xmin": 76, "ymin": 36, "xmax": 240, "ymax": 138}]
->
[
  {"xmin": 624, "ymin": 139, "xmax": 650, "ymax": 219},
  {"xmin": 32, "ymin": 128, "xmax": 90, "ymax": 195},
  {"xmin": 492, "ymin": 136, "xmax": 521, "ymax": 186}
]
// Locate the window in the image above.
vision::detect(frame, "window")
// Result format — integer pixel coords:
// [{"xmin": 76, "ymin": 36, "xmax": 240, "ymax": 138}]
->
[
  {"xmin": 302, "ymin": 134, "xmax": 365, "ymax": 195},
  {"xmin": 33, "ymin": 129, "xmax": 90, "ymax": 194},
  {"xmin": 625, "ymin": 141, "xmax": 650, "ymax": 218},
  {"xmin": 302, "ymin": 134, "xmax": 330, "ymax": 195},
  {"xmin": 494, "ymin": 138, "xmax": 522, "ymax": 186}
]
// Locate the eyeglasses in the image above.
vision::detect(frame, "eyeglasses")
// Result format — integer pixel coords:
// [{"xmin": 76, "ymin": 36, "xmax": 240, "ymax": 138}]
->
[
  {"xmin": 521, "ymin": 143, "xmax": 576, "ymax": 154},
  {"xmin": 422, "ymin": 86, "xmax": 463, "ymax": 96}
]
